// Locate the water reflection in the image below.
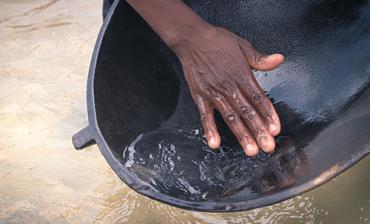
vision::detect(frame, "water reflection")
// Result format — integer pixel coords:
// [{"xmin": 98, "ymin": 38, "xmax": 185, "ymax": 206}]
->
[{"xmin": 247, "ymin": 138, "xmax": 308, "ymax": 195}]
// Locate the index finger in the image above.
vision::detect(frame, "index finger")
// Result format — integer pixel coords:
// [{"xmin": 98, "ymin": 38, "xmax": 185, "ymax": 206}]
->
[{"xmin": 195, "ymin": 96, "xmax": 221, "ymax": 149}]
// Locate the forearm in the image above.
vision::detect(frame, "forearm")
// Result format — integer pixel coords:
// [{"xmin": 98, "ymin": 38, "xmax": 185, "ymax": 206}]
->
[{"xmin": 126, "ymin": 0, "xmax": 212, "ymax": 49}]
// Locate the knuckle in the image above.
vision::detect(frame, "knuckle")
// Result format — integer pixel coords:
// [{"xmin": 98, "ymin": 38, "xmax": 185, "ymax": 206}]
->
[
  {"xmin": 255, "ymin": 129, "xmax": 266, "ymax": 137},
  {"xmin": 241, "ymin": 106, "xmax": 257, "ymax": 120},
  {"xmin": 265, "ymin": 115, "xmax": 274, "ymax": 123},
  {"xmin": 225, "ymin": 112, "xmax": 238, "ymax": 123},
  {"xmin": 252, "ymin": 53, "xmax": 263, "ymax": 64},
  {"xmin": 265, "ymin": 112, "xmax": 280, "ymax": 124},
  {"xmin": 199, "ymin": 109, "xmax": 212, "ymax": 122},
  {"xmin": 199, "ymin": 113, "xmax": 207, "ymax": 122},
  {"xmin": 252, "ymin": 92, "xmax": 264, "ymax": 104}
]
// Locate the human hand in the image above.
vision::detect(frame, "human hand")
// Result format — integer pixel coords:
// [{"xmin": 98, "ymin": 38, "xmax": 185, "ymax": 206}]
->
[{"xmin": 173, "ymin": 26, "xmax": 284, "ymax": 156}]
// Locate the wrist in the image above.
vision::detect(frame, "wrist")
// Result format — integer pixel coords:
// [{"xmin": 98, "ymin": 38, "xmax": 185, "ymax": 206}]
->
[{"xmin": 165, "ymin": 22, "xmax": 216, "ymax": 52}]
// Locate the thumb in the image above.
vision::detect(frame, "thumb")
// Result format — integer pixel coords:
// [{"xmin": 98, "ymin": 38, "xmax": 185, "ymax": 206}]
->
[
  {"xmin": 252, "ymin": 54, "xmax": 285, "ymax": 71},
  {"xmin": 240, "ymin": 40, "xmax": 284, "ymax": 71}
]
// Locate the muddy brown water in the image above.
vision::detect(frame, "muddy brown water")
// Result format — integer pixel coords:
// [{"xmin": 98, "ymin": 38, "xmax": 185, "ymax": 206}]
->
[{"xmin": 0, "ymin": 0, "xmax": 369, "ymax": 223}]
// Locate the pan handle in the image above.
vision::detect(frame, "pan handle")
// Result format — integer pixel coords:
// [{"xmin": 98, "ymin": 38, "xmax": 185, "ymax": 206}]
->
[{"xmin": 72, "ymin": 126, "xmax": 96, "ymax": 150}]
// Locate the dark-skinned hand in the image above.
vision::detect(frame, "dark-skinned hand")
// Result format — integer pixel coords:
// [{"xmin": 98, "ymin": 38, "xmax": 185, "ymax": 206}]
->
[{"xmin": 173, "ymin": 26, "xmax": 284, "ymax": 156}]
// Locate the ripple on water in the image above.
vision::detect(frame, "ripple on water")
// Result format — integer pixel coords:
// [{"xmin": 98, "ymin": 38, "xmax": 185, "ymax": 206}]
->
[{"xmin": 121, "ymin": 127, "xmax": 307, "ymax": 207}]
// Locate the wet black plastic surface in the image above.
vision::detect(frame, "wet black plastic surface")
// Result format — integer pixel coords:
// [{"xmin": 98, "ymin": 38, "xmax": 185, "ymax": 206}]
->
[{"xmin": 90, "ymin": 0, "xmax": 370, "ymax": 211}]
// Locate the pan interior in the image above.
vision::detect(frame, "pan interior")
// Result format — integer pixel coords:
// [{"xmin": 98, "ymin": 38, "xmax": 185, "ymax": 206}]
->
[{"xmin": 92, "ymin": 0, "xmax": 370, "ymax": 208}]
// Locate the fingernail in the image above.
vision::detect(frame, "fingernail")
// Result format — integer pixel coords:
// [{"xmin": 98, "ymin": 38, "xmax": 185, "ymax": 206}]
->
[
  {"xmin": 261, "ymin": 136, "xmax": 271, "ymax": 148},
  {"xmin": 246, "ymin": 144, "xmax": 256, "ymax": 155},
  {"xmin": 269, "ymin": 123, "xmax": 277, "ymax": 133},
  {"xmin": 246, "ymin": 144, "xmax": 255, "ymax": 152},
  {"xmin": 245, "ymin": 143, "xmax": 258, "ymax": 157},
  {"xmin": 208, "ymin": 136, "xmax": 216, "ymax": 146},
  {"xmin": 208, "ymin": 129, "xmax": 219, "ymax": 148}
]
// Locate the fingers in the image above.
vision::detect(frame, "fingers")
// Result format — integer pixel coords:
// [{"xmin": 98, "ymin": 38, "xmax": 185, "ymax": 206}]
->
[
  {"xmin": 239, "ymin": 40, "xmax": 284, "ymax": 71},
  {"xmin": 253, "ymin": 54, "xmax": 284, "ymax": 71},
  {"xmin": 238, "ymin": 40, "xmax": 282, "ymax": 135},
  {"xmin": 222, "ymin": 88, "xmax": 276, "ymax": 153},
  {"xmin": 195, "ymin": 96, "xmax": 221, "ymax": 149},
  {"xmin": 239, "ymin": 73, "xmax": 281, "ymax": 136},
  {"xmin": 207, "ymin": 89, "xmax": 259, "ymax": 156}
]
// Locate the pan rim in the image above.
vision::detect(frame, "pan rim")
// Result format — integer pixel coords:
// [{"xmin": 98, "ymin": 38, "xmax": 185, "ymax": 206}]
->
[{"xmin": 84, "ymin": 0, "xmax": 370, "ymax": 212}]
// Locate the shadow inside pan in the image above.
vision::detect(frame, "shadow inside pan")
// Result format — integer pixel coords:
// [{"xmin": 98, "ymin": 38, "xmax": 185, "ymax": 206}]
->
[{"xmin": 92, "ymin": 0, "xmax": 370, "ymax": 211}]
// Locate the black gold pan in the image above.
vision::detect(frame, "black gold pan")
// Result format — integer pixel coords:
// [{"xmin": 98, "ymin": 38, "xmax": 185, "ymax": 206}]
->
[{"xmin": 73, "ymin": 0, "xmax": 370, "ymax": 212}]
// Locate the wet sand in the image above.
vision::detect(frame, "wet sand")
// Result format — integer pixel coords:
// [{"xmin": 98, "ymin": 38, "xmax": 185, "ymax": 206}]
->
[{"xmin": 0, "ymin": 0, "xmax": 369, "ymax": 223}]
